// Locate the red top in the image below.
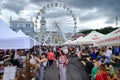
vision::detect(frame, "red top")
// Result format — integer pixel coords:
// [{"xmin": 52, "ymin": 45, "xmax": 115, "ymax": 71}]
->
[
  {"xmin": 48, "ymin": 52, "xmax": 54, "ymax": 60},
  {"xmin": 95, "ymin": 71, "xmax": 108, "ymax": 80}
]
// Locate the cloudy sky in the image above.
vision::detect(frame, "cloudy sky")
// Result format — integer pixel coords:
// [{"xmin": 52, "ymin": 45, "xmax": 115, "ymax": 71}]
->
[{"xmin": 0, "ymin": 0, "xmax": 120, "ymax": 32}]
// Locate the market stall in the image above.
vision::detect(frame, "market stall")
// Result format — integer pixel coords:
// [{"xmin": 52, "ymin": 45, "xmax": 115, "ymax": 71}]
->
[
  {"xmin": 95, "ymin": 28, "xmax": 120, "ymax": 46},
  {"xmin": 0, "ymin": 19, "xmax": 34, "ymax": 49},
  {"xmin": 78, "ymin": 31, "xmax": 105, "ymax": 45}
]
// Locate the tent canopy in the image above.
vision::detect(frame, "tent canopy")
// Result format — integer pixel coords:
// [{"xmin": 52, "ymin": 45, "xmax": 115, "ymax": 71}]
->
[
  {"xmin": 84, "ymin": 31, "xmax": 105, "ymax": 40},
  {"xmin": 72, "ymin": 36, "xmax": 84, "ymax": 45},
  {"xmin": 78, "ymin": 31, "xmax": 105, "ymax": 44},
  {"xmin": 107, "ymin": 28, "xmax": 120, "ymax": 36},
  {"xmin": 63, "ymin": 40, "xmax": 72, "ymax": 45},
  {"xmin": 0, "ymin": 37, "xmax": 33, "ymax": 49},
  {"xmin": 76, "ymin": 36, "xmax": 84, "ymax": 41},
  {"xmin": 0, "ymin": 18, "xmax": 17, "ymax": 38},
  {"xmin": 95, "ymin": 28, "xmax": 120, "ymax": 46},
  {"xmin": 0, "ymin": 19, "xmax": 34, "ymax": 49},
  {"xmin": 17, "ymin": 30, "xmax": 27, "ymax": 37},
  {"xmin": 17, "ymin": 30, "xmax": 41, "ymax": 46}
]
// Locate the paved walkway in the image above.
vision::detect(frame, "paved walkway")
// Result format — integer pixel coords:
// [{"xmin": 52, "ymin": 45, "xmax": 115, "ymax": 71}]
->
[
  {"xmin": 45, "ymin": 57, "xmax": 90, "ymax": 80},
  {"xmin": 44, "ymin": 63, "xmax": 58, "ymax": 80}
]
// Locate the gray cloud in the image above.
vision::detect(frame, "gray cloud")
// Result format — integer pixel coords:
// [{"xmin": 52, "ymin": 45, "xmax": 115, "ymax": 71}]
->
[
  {"xmin": 1, "ymin": 0, "xmax": 120, "ymax": 26},
  {"xmin": 79, "ymin": 11, "xmax": 101, "ymax": 23},
  {"xmin": 43, "ymin": 0, "xmax": 120, "ymax": 25},
  {"xmin": 64, "ymin": 0, "xmax": 103, "ymax": 9},
  {"xmin": 105, "ymin": 17, "xmax": 118, "ymax": 24},
  {"xmin": 64, "ymin": 0, "xmax": 120, "ymax": 24},
  {"xmin": 29, "ymin": 0, "xmax": 53, "ymax": 6},
  {"xmin": 3, "ymin": 0, "xmax": 27, "ymax": 14},
  {"xmin": 30, "ymin": 0, "xmax": 53, "ymax": 3},
  {"xmin": 100, "ymin": 3, "xmax": 120, "ymax": 24}
]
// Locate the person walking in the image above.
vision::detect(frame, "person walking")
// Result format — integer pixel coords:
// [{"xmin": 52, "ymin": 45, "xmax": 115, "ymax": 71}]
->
[
  {"xmin": 56, "ymin": 50, "xmax": 68, "ymax": 80},
  {"xmin": 48, "ymin": 49, "xmax": 54, "ymax": 67},
  {"xmin": 13, "ymin": 49, "xmax": 21, "ymax": 67},
  {"xmin": 35, "ymin": 53, "xmax": 48, "ymax": 80}
]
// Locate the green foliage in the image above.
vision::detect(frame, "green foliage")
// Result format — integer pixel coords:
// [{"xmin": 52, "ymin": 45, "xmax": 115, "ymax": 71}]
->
[{"xmin": 80, "ymin": 26, "xmax": 118, "ymax": 35}]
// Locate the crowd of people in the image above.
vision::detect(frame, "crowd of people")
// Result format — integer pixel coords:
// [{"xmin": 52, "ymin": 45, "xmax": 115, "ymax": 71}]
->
[
  {"xmin": 0, "ymin": 45, "xmax": 69, "ymax": 80},
  {"xmin": 0, "ymin": 45, "xmax": 120, "ymax": 80},
  {"xmin": 80, "ymin": 46, "xmax": 120, "ymax": 80}
]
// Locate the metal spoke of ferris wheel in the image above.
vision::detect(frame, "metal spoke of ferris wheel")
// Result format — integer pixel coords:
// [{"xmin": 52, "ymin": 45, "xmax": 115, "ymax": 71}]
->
[
  {"xmin": 43, "ymin": 25, "xmax": 56, "ymax": 44},
  {"xmin": 55, "ymin": 22, "xmax": 68, "ymax": 41},
  {"xmin": 58, "ymin": 17, "xmax": 75, "ymax": 24},
  {"xmin": 63, "ymin": 16, "xmax": 73, "ymax": 19},
  {"xmin": 60, "ymin": 22, "xmax": 75, "ymax": 27},
  {"xmin": 62, "ymin": 17, "xmax": 75, "ymax": 24},
  {"xmin": 62, "ymin": 19, "xmax": 74, "ymax": 24}
]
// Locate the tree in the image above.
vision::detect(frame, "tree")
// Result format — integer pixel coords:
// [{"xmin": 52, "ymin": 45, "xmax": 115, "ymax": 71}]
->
[{"xmin": 80, "ymin": 26, "xmax": 118, "ymax": 35}]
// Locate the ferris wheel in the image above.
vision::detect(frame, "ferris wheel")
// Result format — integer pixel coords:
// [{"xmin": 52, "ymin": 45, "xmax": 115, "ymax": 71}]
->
[{"xmin": 34, "ymin": 2, "xmax": 77, "ymax": 44}]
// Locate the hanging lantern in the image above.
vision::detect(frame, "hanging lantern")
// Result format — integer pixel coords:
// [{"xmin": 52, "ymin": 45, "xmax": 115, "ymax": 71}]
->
[
  {"xmin": 35, "ymin": 19, "xmax": 37, "ymax": 23},
  {"xmin": 47, "ymin": 4, "xmax": 49, "ymax": 8},
  {"xmin": 40, "ymin": 9, "xmax": 42, "ymax": 12},
  {"xmin": 43, "ymin": 6, "xmax": 46, "ymax": 9},
  {"xmin": 55, "ymin": 3, "xmax": 58, "ymax": 7},
  {"xmin": 69, "ymin": 10, "xmax": 72, "ymax": 14},
  {"xmin": 60, "ymin": 3, "xmax": 62, "ymax": 7},
  {"xmin": 40, "ymin": 9, "xmax": 45, "ymax": 14},
  {"xmin": 51, "ymin": 3, "xmax": 53, "ymax": 7},
  {"xmin": 74, "ymin": 26, "xmax": 77, "ymax": 29},
  {"xmin": 37, "ymin": 12, "xmax": 40, "ymax": 16},
  {"xmin": 63, "ymin": 5, "xmax": 66, "ymax": 9},
  {"xmin": 74, "ymin": 22, "xmax": 77, "ymax": 25},
  {"xmin": 74, "ymin": 17, "xmax": 76, "ymax": 21},
  {"xmin": 72, "ymin": 14, "xmax": 75, "ymax": 17},
  {"xmin": 67, "ymin": 8, "xmax": 69, "ymax": 11},
  {"xmin": 36, "ymin": 16, "xmax": 38, "ymax": 19}
]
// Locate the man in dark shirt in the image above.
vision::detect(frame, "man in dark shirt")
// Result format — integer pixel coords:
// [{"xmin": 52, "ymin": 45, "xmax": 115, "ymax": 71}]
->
[{"xmin": 85, "ymin": 58, "xmax": 94, "ymax": 74}]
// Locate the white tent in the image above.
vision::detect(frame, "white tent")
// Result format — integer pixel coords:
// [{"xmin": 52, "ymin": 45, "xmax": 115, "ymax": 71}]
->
[
  {"xmin": 17, "ymin": 30, "xmax": 41, "ymax": 46},
  {"xmin": 0, "ymin": 18, "xmax": 18, "ymax": 38},
  {"xmin": 17, "ymin": 30, "xmax": 27, "ymax": 37},
  {"xmin": 79, "ymin": 31, "xmax": 105, "ymax": 44},
  {"xmin": 0, "ymin": 19, "xmax": 34, "ymax": 49},
  {"xmin": 63, "ymin": 40, "xmax": 72, "ymax": 45},
  {"xmin": 95, "ymin": 28, "xmax": 120, "ymax": 46},
  {"xmin": 0, "ymin": 37, "xmax": 33, "ymax": 49},
  {"xmin": 73, "ymin": 36, "xmax": 84, "ymax": 45}
]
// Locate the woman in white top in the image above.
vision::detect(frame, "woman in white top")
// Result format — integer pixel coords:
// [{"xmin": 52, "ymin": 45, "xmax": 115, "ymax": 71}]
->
[
  {"xmin": 105, "ymin": 47, "xmax": 112, "ymax": 59},
  {"xmin": 56, "ymin": 50, "xmax": 68, "ymax": 80},
  {"xmin": 35, "ymin": 53, "xmax": 48, "ymax": 80}
]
